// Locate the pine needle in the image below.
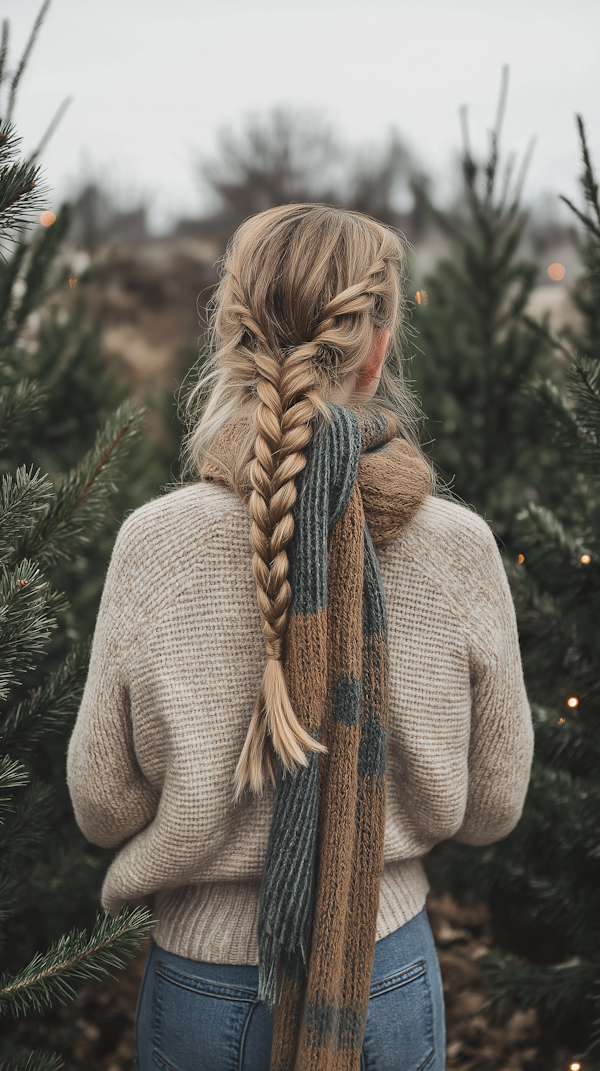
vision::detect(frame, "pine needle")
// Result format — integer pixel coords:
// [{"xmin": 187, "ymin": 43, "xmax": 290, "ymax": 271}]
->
[{"xmin": 0, "ymin": 906, "xmax": 153, "ymax": 1017}]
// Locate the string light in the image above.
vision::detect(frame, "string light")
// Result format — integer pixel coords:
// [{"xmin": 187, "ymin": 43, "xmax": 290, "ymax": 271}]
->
[
  {"xmin": 68, "ymin": 276, "xmax": 78, "ymax": 289},
  {"xmin": 581, "ymin": 554, "xmax": 591, "ymax": 564},
  {"xmin": 415, "ymin": 290, "xmax": 428, "ymax": 305},
  {"xmin": 517, "ymin": 554, "xmax": 525, "ymax": 564},
  {"xmin": 567, "ymin": 697, "xmax": 579, "ymax": 708},
  {"xmin": 558, "ymin": 717, "xmax": 565, "ymax": 725},
  {"xmin": 547, "ymin": 262, "xmax": 566, "ymax": 281},
  {"xmin": 570, "ymin": 1063, "xmax": 581, "ymax": 1070},
  {"xmin": 39, "ymin": 210, "xmax": 56, "ymax": 227}
]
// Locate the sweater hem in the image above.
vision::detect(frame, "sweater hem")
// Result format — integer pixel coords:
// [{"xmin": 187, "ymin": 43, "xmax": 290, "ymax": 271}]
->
[{"xmin": 150, "ymin": 857, "xmax": 429, "ymax": 965}]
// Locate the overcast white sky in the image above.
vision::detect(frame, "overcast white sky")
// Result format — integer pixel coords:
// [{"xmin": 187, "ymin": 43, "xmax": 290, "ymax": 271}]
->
[{"xmin": 3, "ymin": 0, "xmax": 599, "ymax": 230}]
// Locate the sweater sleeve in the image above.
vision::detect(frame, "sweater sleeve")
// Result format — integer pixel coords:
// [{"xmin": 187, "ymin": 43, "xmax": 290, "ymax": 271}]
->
[
  {"xmin": 453, "ymin": 528, "xmax": 534, "ymax": 846},
  {"xmin": 67, "ymin": 519, "xmax": 159, "ymax": 849}
]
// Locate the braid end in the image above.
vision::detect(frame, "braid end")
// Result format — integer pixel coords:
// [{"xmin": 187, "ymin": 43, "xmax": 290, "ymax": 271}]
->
[{"xmin": 234, "ymin": 658, "xmax": 326, "ymax": 799}]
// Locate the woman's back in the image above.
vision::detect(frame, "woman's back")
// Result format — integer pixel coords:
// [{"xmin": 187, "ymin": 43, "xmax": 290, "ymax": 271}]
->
[
  {"xmin": 67, "ymin": 478, "xmax": 531, "ymax": 964},
  {"xmin": 67, "ymin": 202, "xmax": 533, "ymax": 1070}
]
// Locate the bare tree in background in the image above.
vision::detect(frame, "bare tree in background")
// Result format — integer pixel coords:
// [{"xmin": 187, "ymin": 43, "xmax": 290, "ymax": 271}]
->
[
  {"xmin": 70, "ymin": 183, "xmax": 148, "ymax": 254},
  {"xmin": 348, "ymin": 133, "xmax": 424, "ymax": 228},
  {"xmin": 198, "ymin": 107, "xmax": 343, "ymax": 219},
  {"xmin": 195, "ymin": 106, "xmax": 425, "ymax": 238}
]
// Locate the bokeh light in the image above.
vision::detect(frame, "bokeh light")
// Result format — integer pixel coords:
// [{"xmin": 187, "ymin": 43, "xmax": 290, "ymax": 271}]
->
[
  {"xmin": 581, "ymin": 554, "xmax": 591, "ymax": 564},
  {"xmin": 415, "ymin": 290, "xmax": 428, "ymax": 305},
  {"xmin": 567, "ymin": 697, "xmax": 579, "ymax": 708},
  {"xmin": 517, "ymin": 554, "xmax": 525, "ymax": 564},
  {"xmin": 547, "ymin": 262, "xmax": 565, "ymax": 281},
  {"xmin": 39, "ymin": 211, "xmax": 56, "ymax": 227}
]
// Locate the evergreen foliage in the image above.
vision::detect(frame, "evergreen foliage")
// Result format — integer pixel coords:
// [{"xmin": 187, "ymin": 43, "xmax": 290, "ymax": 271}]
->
[
  {"xmin": 561, "ymin": 116, "xmax": 600, "ymax": 368},
  {"xmin": 411, "ymin": 73, "xmax": 558, "ymax": 534},
  {"xmin": 0, "ymin": 197, "xmax": 166, "ymax": 653},
  {"xmin": 0, "ymin": 125, "xmax": 41, "ymax": 243},
  {"xmin": 0, "ymin": 4, "xmax": 168, "ymax": 968},
  {"xmin": 0, "ymin": 45, "xmax": 152, "ymax": 1071},
  {"xmin": 435, "ymin": 119, "xmax": 600, "ymax": 1061},
  {"xmin": 0, "ymin": 204, "xmax": 168, "ymax": 958}
]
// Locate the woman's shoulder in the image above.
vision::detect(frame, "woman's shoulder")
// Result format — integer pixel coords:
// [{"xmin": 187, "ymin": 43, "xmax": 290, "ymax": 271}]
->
[
  {"xmin": 378, "ymin": 494, "xmax": 504, "ymax": 607},
  {"xmin": 112, "ymin": 481, "xmax": 249, "ymax": 572},
  {"xmin": 408, "ymin": 495, "xmax": 497, "ymax": 555}
]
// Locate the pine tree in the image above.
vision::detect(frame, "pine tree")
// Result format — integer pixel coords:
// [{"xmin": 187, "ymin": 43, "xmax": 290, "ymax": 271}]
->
[
  {"xmin": 411, "ymin": 71, "xmax": 559, "ymax": 536},
  {"xmin": 0, "ymin": 4, "xmax": 169, "ymax": 961},
  {"xmin": 0, "ymin": 64, "xmax": 151, "ymax": 1071},
  {"xmin": 434, "ymin": 119, "xmax": 600, "ymax": 1064}
]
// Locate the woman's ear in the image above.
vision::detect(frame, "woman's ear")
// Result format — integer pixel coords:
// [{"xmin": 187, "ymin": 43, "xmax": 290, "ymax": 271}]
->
[{"xmin": 356, "ymin": 329, "xmax": 390, "ymax": 390}]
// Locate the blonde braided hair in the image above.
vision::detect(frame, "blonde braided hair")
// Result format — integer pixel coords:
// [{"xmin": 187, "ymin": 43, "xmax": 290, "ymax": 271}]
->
[{"xmin": 185, "ymin": 204, "xmax": 429, "ymax": 794}]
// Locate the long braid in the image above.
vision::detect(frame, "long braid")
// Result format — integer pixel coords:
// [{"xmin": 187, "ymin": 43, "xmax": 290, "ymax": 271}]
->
[
  {"xmin": 235, "ymin": 341, "xmax": 329, "ymax": 796},
  {"xmin": 234, "ymin": 256, "xmax": 391, "ymax": 796}
]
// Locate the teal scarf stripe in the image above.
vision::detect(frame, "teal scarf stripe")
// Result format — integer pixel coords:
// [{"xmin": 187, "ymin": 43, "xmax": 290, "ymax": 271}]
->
[
  {"xmin": 332, "ymin": 676, "xmax": 363, "ymax": 726},
  {"xmin": 304, "ymin": 999, "xmax": 368, "ymax": 1050},
  {"xmin": 363, "ymin": 527, "xmax": 387, "ymax": 636},
  {"xmin": 287, "ymin": 405, "xmax": 361, "ymax": 617}
]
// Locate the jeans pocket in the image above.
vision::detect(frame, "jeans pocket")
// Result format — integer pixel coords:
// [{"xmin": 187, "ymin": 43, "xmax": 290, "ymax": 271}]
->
[
  {"xmin": 151, "ymin": 961, "xmax": 259, "ymax": 1071},
  {"xmin": 362, "ymin": 960, "xmax": 435, "ymax": 1071}
]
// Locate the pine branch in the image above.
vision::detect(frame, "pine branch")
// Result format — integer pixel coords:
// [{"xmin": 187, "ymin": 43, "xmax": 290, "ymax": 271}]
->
[
  {"xmin": 517, "ymin": 364, "xmax": 600, "ymax": 477},
  {"xmin": 2, "ymin": 206, "xmax": 71, "ymax": 340},
  {"xmin": 559, "ymin": 194, "xmax": 600, "ymax": 242},
  {"xmin": 576, "ymin": 362, "xmax": 600, "ymax": 403},
  {"xmin": 493, "ymin": 65, "xmax": 510, "ymax": 144},
  {"xmin": 524, "ymin": 502, "xmax": 585, "ymax": 561},
  {"xmin": 0, "ymin": 125, "xmax": 45, "ymax": 245},
  {"xmin": 560, "ymin": 118, "xmax": 600, "ymax": 239},
  {"xmin": 576, "ymin": 113, "xmax": 600, "ymax": 227},
  {"xmin": 0, "ymin": 384, "xmax": 45, "ymax": 455},
  {"xmin": 482, "ymin": 949, "xmax": 596, "ymax": 1027},
  {"xmin": 0, "ymin": 241, "xmax": 28, "ymax": 335},
  {"xmin": 0, "ymin": 906, "xmax": 153, "ymax": 1018},
  {"xmin": 521, "ymin": 313, "xmax": 575, "ymax": 362},
  {"xmin": 511, "ymin": 136, "xmax": 536, "ymax": 212},
  {"xmin": 14, "ymin": 403, "xmax": 145, "ymax": 568},
  {"xmin": 0, "ymin": 560, "xmax": 56, "ymax": 701},
  {"xmin": 0, "ymin": 781, "xmax": 55, "ymax": 869},
  {"xmin": 0, "ymin": 1051, "xmax": 63, "ymax": 1071},
  {"xmin": 5, "ymin": 1, "xmax": 51, "ymax": 123},
  {"xmin": 0, "ymin": 641, "xmax": 91, "ymax": 756},
  {"xmin": 0, "ymin": 467, "xmax": 53, "ymax": 566},
  {"xmin": 0, "ymin": 870, "xmax": 24, "ymax": 936},
  {"xmin": 0, "ymin": 755, "xmax": 28, "ymax": 824},
  {"xmin": 28, "ymin": 97, "xmax": 72, "ymax": 164},
  {"xmin": 4, "ymin": 835, "xmax": 101, "ymax": 916},
  {"xmin": 0, "ymin": 21, "xmax": 8, "ymax": 92}
]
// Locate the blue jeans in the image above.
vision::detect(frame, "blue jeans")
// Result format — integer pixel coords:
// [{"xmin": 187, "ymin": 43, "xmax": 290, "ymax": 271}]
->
[{"xmin": 136, "ymin": 906, "xmax": 445, "ymax": 1071}]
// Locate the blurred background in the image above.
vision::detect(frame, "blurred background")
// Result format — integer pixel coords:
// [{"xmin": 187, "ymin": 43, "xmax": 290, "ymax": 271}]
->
[
  {"xmin": 2, "ymin": 2, "xmax": 600, "ymax": 1070},
  {"xmin": 3, "ymin": 0, "xmax": 598, "ymax": 415}
]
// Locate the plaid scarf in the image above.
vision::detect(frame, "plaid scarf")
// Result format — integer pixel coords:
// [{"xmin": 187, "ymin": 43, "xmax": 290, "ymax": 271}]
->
[{"xmin": 203, "ymin": 404, "xmax": 430, "ymax": 1071}]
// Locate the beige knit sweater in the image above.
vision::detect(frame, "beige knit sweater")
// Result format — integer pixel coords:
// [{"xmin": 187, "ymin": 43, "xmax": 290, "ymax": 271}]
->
[{"xmin": 67, "ymin": 483, "xmax": 533, "ymax": 965}]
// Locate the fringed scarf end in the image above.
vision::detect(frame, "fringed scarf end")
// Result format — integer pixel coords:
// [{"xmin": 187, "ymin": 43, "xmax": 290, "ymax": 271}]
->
[{"xmin": 258, "ymin": 932, "xmax": 309, "ymax": 1012}]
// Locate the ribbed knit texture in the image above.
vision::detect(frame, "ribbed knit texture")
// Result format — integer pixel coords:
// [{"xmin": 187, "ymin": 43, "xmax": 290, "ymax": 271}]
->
[
  {"xmin": 67, "ymin": 462, "xmax": 534, "ymax": 979},
  {"xmin": 204, "ymin": 405, "xmax": 428, "ymax": 1071}
]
